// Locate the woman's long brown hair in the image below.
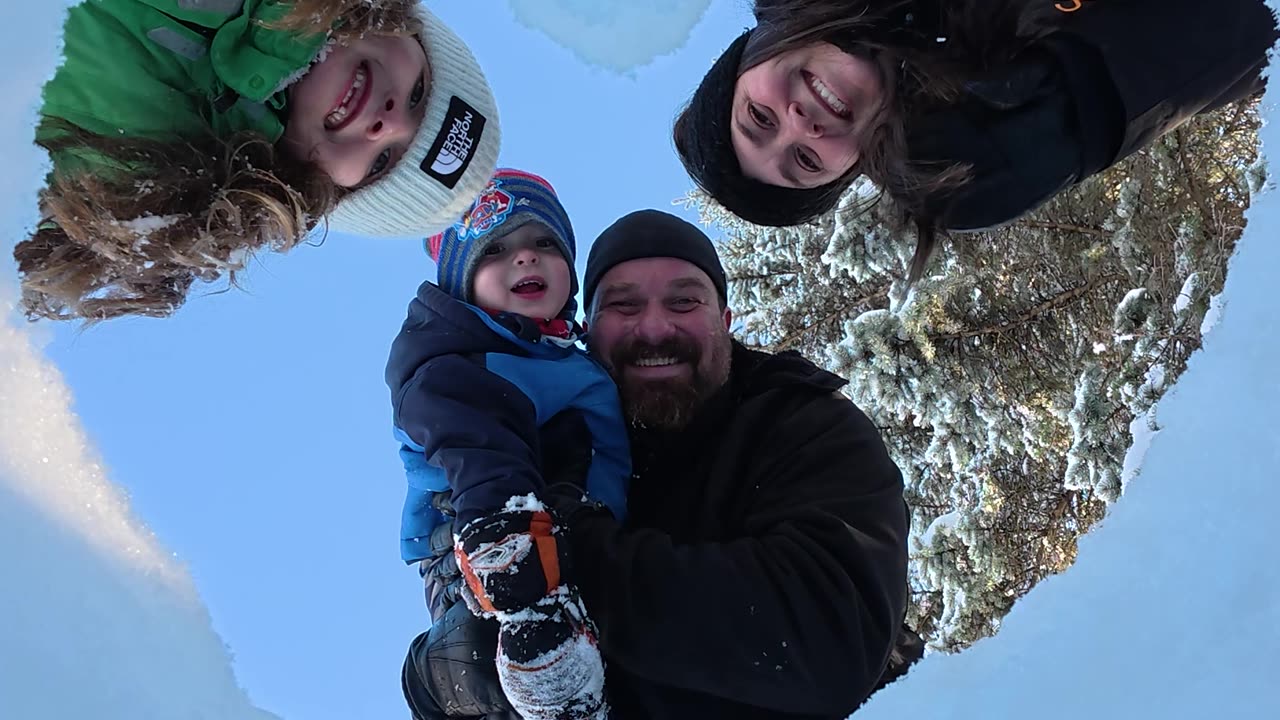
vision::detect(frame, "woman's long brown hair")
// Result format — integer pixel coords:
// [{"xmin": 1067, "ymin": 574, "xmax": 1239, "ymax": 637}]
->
[
  {"xmin": 14, "ymin": 0, "xmax": 421, "ymax": 322},
  {"xmin": 676, "ymin": 0, "xmax": 1055, "ymax": 281}
]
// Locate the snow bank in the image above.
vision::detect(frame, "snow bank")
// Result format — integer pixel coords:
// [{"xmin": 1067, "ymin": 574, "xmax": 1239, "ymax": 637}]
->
[
  {"xmin": 504, "ymin": 0, "xmax": 710, "ymax": 72},
  {"xmin": 0, "ymin": 3, "xmax": 274, "ymax": 719}
]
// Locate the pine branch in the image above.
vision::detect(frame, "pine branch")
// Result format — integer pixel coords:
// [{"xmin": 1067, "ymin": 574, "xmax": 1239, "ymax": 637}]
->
[
  {"xmin": 931, "ymin": 273, "xmax": 1125, "ymax": 342},
  {"xmin": 1019, "ymin": 220, "xmax": 1110, "ymax": 238},
  {"xmin": 1174, "ymin": 127, "xmax": 1218, "ymax": 234},
  {"xmin": 767, "ymin": 286, "xmax": 890, "ymax": 352},
  {"xmin": 728, "ymin": 270, "xmax": 798, "ymax": 283}
]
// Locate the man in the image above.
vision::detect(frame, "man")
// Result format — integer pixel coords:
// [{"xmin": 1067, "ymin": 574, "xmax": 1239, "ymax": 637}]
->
[{"xmin": 403, "ymin": 209, "xmax": 912, "ymax": 719}]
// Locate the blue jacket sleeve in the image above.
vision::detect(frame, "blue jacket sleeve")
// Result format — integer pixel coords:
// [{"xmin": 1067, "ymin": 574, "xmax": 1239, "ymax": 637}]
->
[
  {"xmin": 393, "ymin": 353, "xmax": 543, "ymax": 529},
  {"xmin": 396, "ymin": 426, "xmax": 451, "ymax": 564},
  {"xmin": 571, "ymin": 367, "xmax": 631, "ymax": 523},
  {"xmin": 483, "ymin": 353, "xmax": 631, "ymax": 523}
]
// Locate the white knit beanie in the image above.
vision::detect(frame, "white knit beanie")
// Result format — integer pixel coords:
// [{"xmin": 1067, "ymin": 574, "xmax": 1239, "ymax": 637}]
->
[{"xmin": 325, "ymin": 5, "xmax": 501, "ymax": 237}]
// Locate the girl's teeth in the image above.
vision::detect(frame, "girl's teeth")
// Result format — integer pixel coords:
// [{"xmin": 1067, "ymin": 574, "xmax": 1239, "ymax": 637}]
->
[{"xmin": 325, "ymin": 65, "xmax": 367, "ymax": 128}]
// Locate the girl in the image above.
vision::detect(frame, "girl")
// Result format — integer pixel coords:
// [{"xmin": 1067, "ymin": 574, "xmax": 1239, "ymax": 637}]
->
[
  {"xmin": 16, "ymin": 0, "xmax": 500, "ymax": 321},
  {"xmin": 674, "ymin": 0, "xmax": 1277, "ymax": 279}
]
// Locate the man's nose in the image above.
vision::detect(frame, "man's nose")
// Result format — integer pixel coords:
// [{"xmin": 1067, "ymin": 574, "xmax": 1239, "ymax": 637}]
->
[{"xmin": 633, "ymin": 305, "xmax": 675, "ymax": 342}]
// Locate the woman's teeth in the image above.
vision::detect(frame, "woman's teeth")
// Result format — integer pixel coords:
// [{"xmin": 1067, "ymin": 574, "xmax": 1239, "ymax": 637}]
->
[
  {"xmin": 325, "ymin": 64, "xmax": 367, "ymax": 129},
  {"xmin": 809, "ymin": 74, "xmax": 849, "ymax": 117}
]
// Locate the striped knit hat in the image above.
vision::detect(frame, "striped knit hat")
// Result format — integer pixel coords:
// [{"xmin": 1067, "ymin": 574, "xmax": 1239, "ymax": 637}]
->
[
  {"xmin": 326, "ymin": 5, "xmax": 501, "ymax": 238},
  {"xmin": 426, "ymin": 169, "xmax": 577, "ymax": 314}
]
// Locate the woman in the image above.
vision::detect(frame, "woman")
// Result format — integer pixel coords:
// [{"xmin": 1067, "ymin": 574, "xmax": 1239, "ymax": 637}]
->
[
  {"xmin": 16, "ymin": 0, "xmax": 500, "ymax": 321},
  {"xmin": 674, "ymin": 0, "xmax": 1277, "ymax": 278}
]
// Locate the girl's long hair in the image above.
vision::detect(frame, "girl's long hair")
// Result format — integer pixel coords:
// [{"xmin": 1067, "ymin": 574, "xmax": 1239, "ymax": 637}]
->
[
  {"xmin": 674, "ymin": 0, "xmax": 1054, "ymax": 281},
  {"xmin": 15, "ymin": 0, "xmax": 421, "ymax": 322}
]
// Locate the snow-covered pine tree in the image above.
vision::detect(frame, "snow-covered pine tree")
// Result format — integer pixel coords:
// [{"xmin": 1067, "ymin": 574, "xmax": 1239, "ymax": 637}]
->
[{"xmin": 680, "ymin": 101, "xmax": 1262, "ymax": 652}]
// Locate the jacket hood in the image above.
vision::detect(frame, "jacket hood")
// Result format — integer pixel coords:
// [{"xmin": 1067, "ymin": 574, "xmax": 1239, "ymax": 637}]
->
[{"xmin": 385, "ymin": 281, "xmax": 573, "ymax": 399}]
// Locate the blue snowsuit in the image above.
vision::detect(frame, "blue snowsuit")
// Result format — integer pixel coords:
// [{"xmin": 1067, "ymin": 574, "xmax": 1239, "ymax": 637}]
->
[{"xmin": 386, "ymin": 281, "xmax": 630, "ymax": 564}]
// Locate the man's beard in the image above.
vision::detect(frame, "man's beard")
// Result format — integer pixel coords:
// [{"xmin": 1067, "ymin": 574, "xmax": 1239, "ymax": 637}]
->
[{"xmin": 607, "ymin": 330, "xmax": 732, "ymax": 431}]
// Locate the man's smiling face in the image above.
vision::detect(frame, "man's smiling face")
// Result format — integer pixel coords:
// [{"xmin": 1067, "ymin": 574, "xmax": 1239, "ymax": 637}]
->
[{"xmin": 588, "ymin": 257, "xmax": 733, "ymax": 429}]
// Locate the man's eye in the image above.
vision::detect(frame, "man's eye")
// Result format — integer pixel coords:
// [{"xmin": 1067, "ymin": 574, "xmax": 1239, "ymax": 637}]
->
[
  {"xmin": 410, "ymin": 75, "xmax": 426, "ymax": 109},
  {"xmin": 368, "ymin": 149, "xmax": 392, "ymax": 179},
  {"xmin": 748, "ymin": 103, "xmax": 773, "ymax": 128},
  {"xmin": 671, "ymin": 297, "xmax": 699, "ymax": 310},
  {"xmin": 796, "ymin": 147, "xmax": 821, "ymax": 173}
]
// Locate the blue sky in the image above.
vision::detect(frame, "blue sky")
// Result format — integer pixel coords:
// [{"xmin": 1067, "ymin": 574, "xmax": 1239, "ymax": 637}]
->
[{"xmin": 29, "ymin": 3, "xmax": 751, "ymax": 718}]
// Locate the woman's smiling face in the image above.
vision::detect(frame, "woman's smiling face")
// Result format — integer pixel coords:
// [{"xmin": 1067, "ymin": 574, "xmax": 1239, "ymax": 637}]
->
[{"xmin": 731, "ymin": 42, "xmax": 885, "ymax": 188}]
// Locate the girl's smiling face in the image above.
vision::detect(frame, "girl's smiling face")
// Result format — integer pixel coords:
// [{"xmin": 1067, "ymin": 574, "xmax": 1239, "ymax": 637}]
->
[
  {"xmin": 282, "ymin": 34, "xmax": 431, "ymax": 188},
  {"xmin": 731, "ymin": 42, "xmax": 885, "ymax": 188}
]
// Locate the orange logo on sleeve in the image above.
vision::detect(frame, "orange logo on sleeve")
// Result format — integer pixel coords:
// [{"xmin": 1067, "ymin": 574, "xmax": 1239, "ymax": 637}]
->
[{"xmin": 1055, "ymin": 0, "xmax": 1085, "ymax": 11}]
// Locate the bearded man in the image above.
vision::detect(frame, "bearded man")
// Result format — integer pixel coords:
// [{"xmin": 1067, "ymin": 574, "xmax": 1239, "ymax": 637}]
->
[{"xmin": 403, "ymin": 209, "xmax": 914, "ymax": 720}]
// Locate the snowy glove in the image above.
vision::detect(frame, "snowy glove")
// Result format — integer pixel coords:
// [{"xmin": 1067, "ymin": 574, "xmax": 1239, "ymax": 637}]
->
[
  {"xmin": 496, "ymin": 586, "xmax": 609, "ymax": 720},
  {"xmin": 455, "ymin": 501, "xmax": 575, "ymax": 619}
]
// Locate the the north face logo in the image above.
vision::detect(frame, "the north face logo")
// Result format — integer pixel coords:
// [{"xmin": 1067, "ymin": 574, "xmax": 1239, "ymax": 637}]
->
[
  {"xmin": 458, "ymin": 183, "xmax": 513, "ymax": 239},
  {"xmin": 421, "ymin": 96, "xmax": 487, "ymax": 189}
]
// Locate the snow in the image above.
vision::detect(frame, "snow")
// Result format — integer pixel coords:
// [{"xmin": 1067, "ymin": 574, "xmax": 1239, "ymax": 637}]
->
[
  {"xmin": 118, "ymin": 213, "xmax": 181, "ymax": 237},
  {"xmin": 1200, "ymin": 292, "xmax": 1226, "ymax": 336},
  {"xmin": 504, "ymin": 0, "xmax": 710, "ymax": 73},
  {"xmin": 858, "ymin": 33, "xmax": 1280, "ymax": 718},
  {"xmin": 0, "ymin": 243, "xmax": 276, "ymax": 720},
  {"xmin": 1118, "ymin": 409, "xmax": 1158, "ymax": 493},
  {"xmin": 916, "ymin": 510, "xmax": 960, "ymax": 549},
  {"xmin": 504, "ymin": 491, "xmax": 548, "ymax": 513},
  {"xmin": 0, "ymin": 2, "xmax": 274, "ymax": 718},
  {"xmin": 1172, "ymin": 272, "xmax": 1199, "ymax": 314}
]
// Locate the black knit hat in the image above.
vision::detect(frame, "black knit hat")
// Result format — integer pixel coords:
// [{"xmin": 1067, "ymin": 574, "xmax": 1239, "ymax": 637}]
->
[
  {"xmin": 583, "ymin": 210, "xmax": 727, "ymax": 311},
  {"xmin": 674, "ymin": 30, "xmax": 850, "ymax": 227}
]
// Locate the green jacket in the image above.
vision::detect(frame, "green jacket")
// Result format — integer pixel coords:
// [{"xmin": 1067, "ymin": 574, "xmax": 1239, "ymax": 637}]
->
[{"xmin": 39, "ymin": 0, "xmax": 329, "ymax": 172}]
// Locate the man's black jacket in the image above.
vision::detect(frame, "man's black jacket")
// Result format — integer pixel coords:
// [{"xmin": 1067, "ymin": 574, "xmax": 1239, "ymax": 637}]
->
[{"xmin": 563, "ymin": 343, "xmax": 909, "ymax": 718}]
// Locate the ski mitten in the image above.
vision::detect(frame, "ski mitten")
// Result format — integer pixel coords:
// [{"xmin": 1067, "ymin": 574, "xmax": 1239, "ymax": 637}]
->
[
  {"xmin": 455, "ymin": 498, "xmax": 572, "ymax": 619},
  {"xmin": 496, "ymin": 587, "xmax": 608, "ymax": 720}
]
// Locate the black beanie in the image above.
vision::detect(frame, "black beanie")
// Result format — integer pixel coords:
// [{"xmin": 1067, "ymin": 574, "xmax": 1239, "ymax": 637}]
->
[
  {"xmin": 674, "ymin": 30, "xmax": 850, "ymax": 227},
  {"xmin": 583, "ymin": 210, "xmax": 727, "ymax": 311}
]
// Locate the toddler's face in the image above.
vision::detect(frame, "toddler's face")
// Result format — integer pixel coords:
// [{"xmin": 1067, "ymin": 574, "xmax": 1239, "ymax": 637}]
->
[
  {"xmin": 282, "ymin": 34, "xmax": 430, "ymax": 188},
  {"xmin": 472, "ymin": 223, "xmax": 572, "ymax": 321}
]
